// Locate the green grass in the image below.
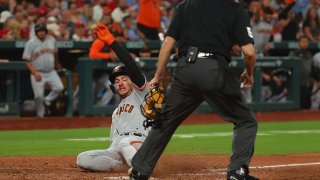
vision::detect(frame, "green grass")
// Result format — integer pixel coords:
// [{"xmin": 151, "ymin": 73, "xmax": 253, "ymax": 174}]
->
[{"xmin": 0, "ymin": 121, "xmax": 319, "ymax": 156}]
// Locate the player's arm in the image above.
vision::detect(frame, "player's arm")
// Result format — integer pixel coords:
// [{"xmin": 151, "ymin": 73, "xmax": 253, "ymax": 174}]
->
[
  {"xmin": 23, "ymin": 42, "xmax": 42, "ymax": 81},
  {"xmin": 25, "ymin": 61, "xmax": 42, "ymax": 81},
  {"xmin": 53, "ymin": 38, "xmax": 62, "ymax": 70},
  {"xmin": 109, "ymin": 42, "xmax": 145, "ymax": 87},
  {"xmin": 95, "ymin": 24, "xmax": 145, "ymax": 87},
  {"xmin": 89, "ymin": 39, "xmax": 115, "ymax": 60},
  {"xmin": 25, "ymin": 61, "xmax": 38, "ymax": 75}
]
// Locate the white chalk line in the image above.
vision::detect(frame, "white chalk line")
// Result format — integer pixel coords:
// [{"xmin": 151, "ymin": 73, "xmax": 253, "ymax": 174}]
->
[
  {"xmin": 172, "ymin": 162, "xmax": 320, "ymax": 176},
  {"xmin": 101, "ymin": 162, "xmax": 320, "ymax": 179},
  {"xmin": 65, "ymin": 129, "xmax": 320, "ymax": 141},
  {"xmin": 103, "ymin": 177, "xmax": 128, "ymax": 180},
  {"xmin": 103, "ymin": 176, "xmax": 156, "ymax": 180}
]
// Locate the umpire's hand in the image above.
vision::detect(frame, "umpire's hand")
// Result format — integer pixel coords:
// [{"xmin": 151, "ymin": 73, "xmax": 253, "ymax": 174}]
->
[
  {"xmin": 240, "ymin": 69, "xmax": 254, "ymax": 89},
  {"xmin": 149, "ymin": 77, "xmax": 160, "ymax": 88}
]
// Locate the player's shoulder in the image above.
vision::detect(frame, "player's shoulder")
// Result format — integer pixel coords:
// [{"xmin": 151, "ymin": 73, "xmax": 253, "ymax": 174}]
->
[
  {"xmin": 46, "ymin": 35, "xmax": 56, "ymax": 42},
  {"xmin": 27, "ymin": 36, "xmax": 38, "ymax": 43},
  {"xmin": 132, "ymin": 82, "xmax": 150, "ymax": 97}
]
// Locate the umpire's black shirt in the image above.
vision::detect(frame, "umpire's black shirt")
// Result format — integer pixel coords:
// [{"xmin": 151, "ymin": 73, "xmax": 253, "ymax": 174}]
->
[{"xmin": 167, "ymin": 0, "xmax": 254, "ymax": 62}]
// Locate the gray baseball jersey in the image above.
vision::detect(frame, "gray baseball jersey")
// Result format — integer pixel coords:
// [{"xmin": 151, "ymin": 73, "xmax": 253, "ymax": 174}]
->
[
  {"xmin": 22, "ymin": 35, "xmax": 57, "ymax": 72},
  {"xmin": 22, "ymin": 35, "xmax": 63, "ymax": 118},
  {"xmin": 77, "ymin": 80, "xmax": 152, "ymax": 171},
  {"xmin": 110, "ymin": 81, "xmax": 151, "ymax": 142}
]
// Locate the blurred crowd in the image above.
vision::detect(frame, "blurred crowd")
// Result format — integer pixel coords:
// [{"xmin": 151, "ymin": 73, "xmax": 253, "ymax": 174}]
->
[
  {"xmin": 1, "ymin": 0, "xmax": 320, "ymax": 112},
  {"xmin": 244, "ymin": 0, "xmax": 320, "ymax": 57},
  {"xmin": 0, "ymin": 0, "xmax": 179, "ymax": 41},
  {"xmin": 0, "ymin": 0, "xmax": 320, "ymax": 44}
]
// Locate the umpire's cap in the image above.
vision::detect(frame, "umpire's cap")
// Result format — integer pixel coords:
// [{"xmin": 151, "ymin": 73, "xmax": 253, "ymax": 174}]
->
[
  {"xmin": 35, "ymin": 23, "xmax": 48, "ymax": 34},
  {"xmin": 109, "ymin": 65, "xmax": 129, "ymax": 84}
]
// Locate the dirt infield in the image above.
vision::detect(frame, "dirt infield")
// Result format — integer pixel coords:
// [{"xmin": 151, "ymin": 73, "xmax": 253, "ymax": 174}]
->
[
  {"xmin": 0, "ymin": 110, "xmax": 320, "ymax": 179},
  {"xmin": 1, "ymin": 154, "xmax": 320, "ymax": 179}
]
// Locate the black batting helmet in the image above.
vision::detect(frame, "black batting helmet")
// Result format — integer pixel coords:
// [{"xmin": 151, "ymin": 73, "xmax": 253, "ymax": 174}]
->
[
  {"xmin": 35, "ymin": 24, "xmax": 48, "ymax": 34},
  {"xmin": 109, "ymin": 65, "xmax": 129, "ymax": 84}
]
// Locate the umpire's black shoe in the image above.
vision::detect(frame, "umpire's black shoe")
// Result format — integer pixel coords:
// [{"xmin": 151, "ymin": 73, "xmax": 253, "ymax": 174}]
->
[
  {"xmin": 128, "ymin": 168, "xmax": 149, "ymax": 180},
  {"xmin": 227, "ymin": 165, "xmax": 259, "ymax": 180}
]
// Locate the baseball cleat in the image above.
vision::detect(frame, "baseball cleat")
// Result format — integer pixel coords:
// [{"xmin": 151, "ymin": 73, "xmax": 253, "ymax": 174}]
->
[
  {"xmin": 227, "ymin": 165, "xmax": 259, "ymax": 180},
  {"xmin": 128, "ymin": 168, "xmax": 149, "ymax": 180},
  {"xmin": 44, "ymin": 99, "xmax": 51, "ymax": 106}
]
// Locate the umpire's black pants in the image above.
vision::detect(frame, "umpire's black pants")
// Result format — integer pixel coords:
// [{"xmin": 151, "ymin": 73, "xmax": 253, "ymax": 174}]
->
[{"xmin": 132, "ymin": 56, "xmax": 258, "ymax": 176}]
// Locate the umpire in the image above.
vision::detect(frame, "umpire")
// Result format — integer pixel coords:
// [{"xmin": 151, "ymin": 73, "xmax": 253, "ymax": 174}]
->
[{"xmin": 129, "ymin": 0, "xmax": 258, "ymax": 180}]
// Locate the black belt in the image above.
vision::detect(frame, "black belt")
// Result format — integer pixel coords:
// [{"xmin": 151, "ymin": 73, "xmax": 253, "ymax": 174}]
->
[
  {"xmin": 179, "ymin": 49, "xmax": 229, "ymax": 63},
  {"xmin": 120, "ymin": 132, "xmax": 144, "ymax": 137}
]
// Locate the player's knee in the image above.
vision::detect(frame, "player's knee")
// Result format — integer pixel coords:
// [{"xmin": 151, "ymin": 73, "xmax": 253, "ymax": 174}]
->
[
  {"xmin": 54, "ymin": 84, "xmax": 64, "ymax": 93},
  {"xmin": 34, "ymin": 96, "xmax": 44, "ymax": 101},
  {"xmin": 76, "ymin": 152, "xmax": 89, "ymax": 168}
]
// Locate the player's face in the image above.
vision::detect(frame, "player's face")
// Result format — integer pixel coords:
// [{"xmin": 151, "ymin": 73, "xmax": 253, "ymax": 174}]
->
[
  {"xmin": 114, "ymin": 75, "xmax": 133, "ymax": 98},
  {"xmin": 36, "ymin": 31, "xmax": 46, "ymax": 40},
  {"xmin": 299, "ymin": 38, "xmax": 309, "ymax": 50}
]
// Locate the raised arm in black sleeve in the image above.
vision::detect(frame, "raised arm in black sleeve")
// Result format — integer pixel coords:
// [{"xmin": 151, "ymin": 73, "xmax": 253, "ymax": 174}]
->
[{"xmin": 109, "ymin": 42, "xmax": 145, "ymax": 87}]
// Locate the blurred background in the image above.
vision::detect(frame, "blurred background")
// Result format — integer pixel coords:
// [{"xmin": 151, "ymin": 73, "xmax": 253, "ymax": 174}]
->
[{"xmin": 0, "ymin": 0, "xmax": 320, "ymax": 118}]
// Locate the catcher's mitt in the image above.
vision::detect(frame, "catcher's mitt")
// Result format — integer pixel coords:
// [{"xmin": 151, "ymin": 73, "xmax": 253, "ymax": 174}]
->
[{"xmin": 140, "ymin": 86, "xmax": 165, "ymax": 128}]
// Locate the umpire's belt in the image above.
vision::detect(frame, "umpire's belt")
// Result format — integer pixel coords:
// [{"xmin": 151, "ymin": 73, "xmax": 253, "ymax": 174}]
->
[
  {"xmin": 197, "ymin": 52, "xmax": 229, "ymax": 64},
  {"xmin": 197, "ymin": 52, "xmax": 214, "ymax": 58},
  {"xmin": 120, "ymin": 132, "xmax": 145, "ymax": 137}
]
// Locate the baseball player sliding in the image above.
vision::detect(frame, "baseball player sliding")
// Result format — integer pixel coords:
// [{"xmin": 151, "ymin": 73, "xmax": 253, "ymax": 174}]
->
[
  {"xmin": 22, "ymin": 24, "xmax": 64, "ymax": 118},
  {"xmin": 76, "ymin": 24, "xmax": 152, "ymax": 171}
]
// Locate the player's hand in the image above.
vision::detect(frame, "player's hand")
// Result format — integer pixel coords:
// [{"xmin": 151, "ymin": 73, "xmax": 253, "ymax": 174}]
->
[
  {"xmin": 55, "ymin": 63, "xmax": 63, "ymax": 71},
  {"xmin": 94, "ymin": 23, "xmax": 115, "ymax": 46},
  {"xmin": 240, "ymin": 69, "xmax": 254, "ymax": 89},
  {"xmin": 34, "ymin": 72, "xmax": 42, "ymax": 81}
]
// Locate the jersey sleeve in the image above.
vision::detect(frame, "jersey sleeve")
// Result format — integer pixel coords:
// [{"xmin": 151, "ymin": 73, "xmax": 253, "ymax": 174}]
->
[
  {"xmin": 132, "ymin": 75, "xmax": 148, "ymax": 92},
  {"xmin": 109, "ymin": 42, "xmax": 145, "ymax": 87},
  {"xmin": 22, "ymin": 41, "xmax": 32, "ymax": 61},
  {"xmin": 232, "ymin": 7, "xmax": 254, "ymax": 46},
  {"xmin": 165, "ymin": 3, "xmax": 184, "ymax": 40}
]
